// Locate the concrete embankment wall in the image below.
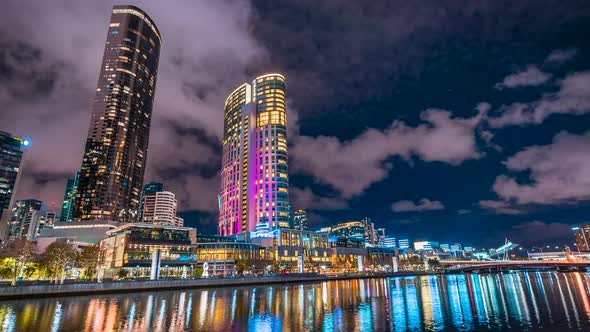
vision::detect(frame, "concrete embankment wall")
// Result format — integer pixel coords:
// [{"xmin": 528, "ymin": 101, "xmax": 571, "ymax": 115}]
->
[{"xmin": 0, "ymin": 272, "xmax": 431, "ymax": 300}]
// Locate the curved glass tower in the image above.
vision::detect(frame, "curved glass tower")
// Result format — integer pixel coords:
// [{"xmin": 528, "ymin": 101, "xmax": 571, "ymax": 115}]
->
[
  {"xmin": 74, "ymin": 5, "xmax": 161, "ymax": 223},
  {"xmin": 219, "ymin": 74, "xmax": 290, "ymax": 236}
]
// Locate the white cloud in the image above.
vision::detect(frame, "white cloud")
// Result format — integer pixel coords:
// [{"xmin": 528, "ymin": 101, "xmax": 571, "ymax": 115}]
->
[
  {"xmin": 495, "ymin": 65, "xmax": 552, "ymax": 89},
  {"xmin": 488, "ymin": 71, "xmax": 590, "ymax": 127},
  {"xmin": 391, "ymin": 198, "xmax": 444, "ymax": 212},
  {"xmin": 545, "ymin": 48, "xmax": 577, "ymax": 64},
  {"xmin": 492, "ymin": 131, "xmax": 590, "ymax": 205},
  {"xmin": 292, "ymin": 107, "xmax": 485, "ymax": 197}
]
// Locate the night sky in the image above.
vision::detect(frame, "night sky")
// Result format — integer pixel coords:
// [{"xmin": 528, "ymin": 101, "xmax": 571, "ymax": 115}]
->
[{"xmin": 2, "ymin": 0, "xmax": 590, "ymax": 247}]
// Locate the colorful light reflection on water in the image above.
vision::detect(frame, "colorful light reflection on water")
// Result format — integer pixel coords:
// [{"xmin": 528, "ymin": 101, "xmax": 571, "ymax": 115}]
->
[{"xmin": 1, "ymin": 272, "xmax": 590, "ymax": 331}]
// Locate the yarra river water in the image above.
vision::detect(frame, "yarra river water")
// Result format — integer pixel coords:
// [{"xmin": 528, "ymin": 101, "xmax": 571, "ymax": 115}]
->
[{"xmin": 0, "ymin": 272, "xmax": 590, "ymax": 331}]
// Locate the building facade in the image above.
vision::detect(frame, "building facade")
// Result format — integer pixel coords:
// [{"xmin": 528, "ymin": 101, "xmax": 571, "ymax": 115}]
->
[
  {"xmin": 141, "ymin": 191, "xmax": 183, "ymax": 227},
  {"xmin": 329, "ymin": 218, "xmax": 377, "ymax": 246},
  {"xmin": 398, "ymin": 239, "xmax": 410, "ymax": 249},
  {"xmin": 219, "ymin": 74, "xmax": 289, "ymax": 236},
  {"xmin": 7, "ymin": 199, "xmax": 43, "ymax": 241},
  {"xmin": 59, "ymin": 171, "xmax": 79, "ymax": 221},
  {"xmin": 574, "ymin": 225, "xmax": 590, "ymax": 251},
  {"xmin": 26, "ymin": 211, "xmax": 57, "ymax": 240},
  {"xmin": 0, "ymin": 131, "xmax": 25, "ymax": 241},
  {"xmin": 292, "ymin": 209, "xmax": 308, "ymax": 231},
  {"xmin": 139, "ymin": 181, "xmax": 163, "ymax": 221},
  {"xmin": 73, "ymin": 5, "xmax": 161, "ymax": 223},
  {"xmin": 99, "ymin": 223, "xmax": 196, "ymax": 277}
]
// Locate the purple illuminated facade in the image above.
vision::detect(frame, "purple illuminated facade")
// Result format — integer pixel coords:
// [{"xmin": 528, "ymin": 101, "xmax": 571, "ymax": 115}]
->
[{"xmin": 219, "ymin": 74, "xmax": 290, "ymax": 236}]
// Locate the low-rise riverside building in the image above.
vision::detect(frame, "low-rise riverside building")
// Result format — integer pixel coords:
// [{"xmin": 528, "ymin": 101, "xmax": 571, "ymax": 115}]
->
[
  {"xmin": 96, "ymin": 224, "xmax": 399, "ymax": 278},
  {"xmin": 99, "ymin": 223, "xmax": 196, "ymax": 278},
  {"xmin": 276, "ymin": 229, "xmax": 331, "ymax": 271}
]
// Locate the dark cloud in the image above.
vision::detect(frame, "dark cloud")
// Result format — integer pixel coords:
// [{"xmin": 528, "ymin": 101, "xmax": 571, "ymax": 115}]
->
[
  {"xmin": 0, "ymin": 0, "xmax": 266, "ymax": 219},
  {"xmin": 391, "ymin": 198, "xmax": 444, "ymax": 212},
  {"xmin": 252, "ymin": 0, "xmax": 590, "ymax": 117}
]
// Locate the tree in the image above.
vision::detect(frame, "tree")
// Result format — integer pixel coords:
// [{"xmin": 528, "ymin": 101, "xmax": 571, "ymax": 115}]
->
[
  {"xmin": 235, "ymin": 259, "xmax": 248, "ymax": 274},
  {"xmin": 0, "ymin": 239, "xmax": 37, "ymax": 286},
  {"xmin": 427, "ymin": 258, "xmax": 441, "ymax": 271},
  {"xmin": 399, "ymin": 255, "xmax": 424, "ymax": 271},
  {"xmin": 42, "ymin": 242, "xmax": 77, "ymax": 284},
  {"xmin": 76, "ymin": 245, "xmax": 99, "ymax": 280}
]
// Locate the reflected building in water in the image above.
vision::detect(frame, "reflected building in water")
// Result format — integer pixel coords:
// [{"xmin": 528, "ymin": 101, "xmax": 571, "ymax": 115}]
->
[{"xmin": 2, "ymin": 271, "xmax": 590, "ymax": 330}]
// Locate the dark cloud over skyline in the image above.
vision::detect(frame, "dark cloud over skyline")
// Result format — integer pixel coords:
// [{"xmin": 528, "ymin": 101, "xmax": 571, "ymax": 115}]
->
[{"xmin": 2, "ymin": 0, "xmax": 590, "ymax": 246}]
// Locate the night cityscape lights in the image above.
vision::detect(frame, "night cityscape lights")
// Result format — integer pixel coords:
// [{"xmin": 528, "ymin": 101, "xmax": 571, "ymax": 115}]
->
[{"xmin": 0, "ymin": 2, "xmax": 589, "ymax": 331}]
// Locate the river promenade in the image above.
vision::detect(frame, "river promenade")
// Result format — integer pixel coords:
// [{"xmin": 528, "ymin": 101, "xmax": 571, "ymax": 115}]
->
[{"xmin": 0, "ymin": 271, "xmax": 432, "ymax": 300}]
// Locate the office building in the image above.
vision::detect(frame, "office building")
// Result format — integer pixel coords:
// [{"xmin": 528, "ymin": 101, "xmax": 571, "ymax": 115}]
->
[
  {"xmin": 73, "ymin": 5, "xmax": 161, "ymax": 223},
  {"xmin": 7, "ymin": 199, "xmax": 42, "ymax": 241},
  {"xmin": 141, "ymin": 191, "xmax": 183, "ymax": 227},
  {"xmin": 440, "ymin": 243, "xmax": 451, "ymax": 252},
  {"xmin": 26, "ymin": 211, "xmax": 57, "ymax": 240},
  {"xmin": 219, "ymin": 74, "xmax": 289, "ymax": 236},
  {"xmin": 0, "ymin": 131, "xmax": 26, "ymax": 241},
  {"xmin": 292, "ymin": 209, "xmax": 308, "ymax": 231},
  {"xmin": 398, "ymin": 239, "xmax": 410, "ymax": 249},
  {"xmin": 59, "ymin": 171, "xmax": 79, "ymax": 221},
  {"xmin": 139, "ymin": 181, "xmax": 163, "ymax": 221},
  {"xmin": 573, "ymin": 225, "xmax": 590, "ymax": 251},
  {"xmin": 383, "ymin": 237, "xmax": 396, "ymax": 248},
  {"xmin": 329, "ymin": 218, "xmax": 377, "ymax": 245},
  {"xmin": 99, "ymin": 223, "xmax": 196, "ymax": 277}
]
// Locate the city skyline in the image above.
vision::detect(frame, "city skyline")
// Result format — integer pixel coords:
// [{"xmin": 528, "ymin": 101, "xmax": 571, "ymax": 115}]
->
[{"xmin": 1, "ymin": 1, "xmax": 590, "ymax": 246}]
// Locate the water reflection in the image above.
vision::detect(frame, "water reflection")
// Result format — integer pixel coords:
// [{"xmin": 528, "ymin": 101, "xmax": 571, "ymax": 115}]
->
[{"xmin": 1, "ymin": 272, "xmax": 590, "ymax": 331}]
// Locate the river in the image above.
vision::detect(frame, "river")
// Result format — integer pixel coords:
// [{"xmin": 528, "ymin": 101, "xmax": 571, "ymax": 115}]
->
[{"xmin": 0, "ymin": 271, "xmax": 589, "ymax": 331}]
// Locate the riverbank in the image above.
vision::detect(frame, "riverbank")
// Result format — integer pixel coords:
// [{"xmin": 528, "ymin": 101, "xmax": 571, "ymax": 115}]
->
[{"xmin": 0, "ymin": 271, "xmax": 433, "ymax": 300}]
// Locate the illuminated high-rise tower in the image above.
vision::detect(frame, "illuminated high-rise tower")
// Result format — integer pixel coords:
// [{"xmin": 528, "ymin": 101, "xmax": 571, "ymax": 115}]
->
[
  {"xmin": 73, "ymin": 5, "xmax": 161, "ymax": 223},
  {"xmin": 219, "ymin": 74, "xmax": 289, "ymax": 236},
  {"xmin": 0, "ymin": 131, "xmax": 26, "ymax": 242}
]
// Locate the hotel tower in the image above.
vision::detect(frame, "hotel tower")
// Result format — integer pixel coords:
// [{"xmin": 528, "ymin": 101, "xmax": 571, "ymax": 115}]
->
[
  {"xmin": 73, "ymin": 5, "xmax": 161, "ymax": 223},
  {"xmin": 219, "ymin": 74, "xmax": 290, "ymax": 236}
]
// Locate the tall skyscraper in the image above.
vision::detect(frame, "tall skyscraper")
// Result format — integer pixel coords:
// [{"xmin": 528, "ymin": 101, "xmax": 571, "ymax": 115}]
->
[
  {"xmin": 59, "ymin": 171, "xmax": 79, "ymax": 221},
  {"xmin": 292, "ymin": 209, "xmax": 308, "ymax": 231},
  {"xmin": 219, "ymin": 74, "xmax": 289, "ymax": 236},
  {"xmin": 0, "ymin": 131, "xmax": 26, "ymax": 242},
  {"xmin": 73, "ymin": 5, "xmax": 161, "ymax": 223},
  {"xmin": 8, "ymin": 199, "xmax": 42, "ymax": 241},
  {"xmin": 139, "ymin": 181, "xmax": 163, "ymax": 221},
  {"xmin": 141, "ymin": 191, "xmax": 183, "ymax": 227}
]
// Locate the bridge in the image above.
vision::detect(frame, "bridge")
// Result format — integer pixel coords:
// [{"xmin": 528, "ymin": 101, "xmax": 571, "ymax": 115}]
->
[{"xmin": 440, "ymin": 260, "xmax": 590, "ymax": 272}]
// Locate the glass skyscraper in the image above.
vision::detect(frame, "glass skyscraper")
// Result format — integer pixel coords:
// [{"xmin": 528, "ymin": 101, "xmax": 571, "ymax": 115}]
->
[
  {"xmin": 73, "ymin": 5, "xmax": 161, "ymax": 223},
  {"xmin": 59, "ymin": 171, "xmax": 79, "ymax": 222},
  {"xmin": 0, "ymin": 131, "xmax": 25, "ymax": 241},
  {"xmin": 219, "ymin": 74, "xmax": 290, "ymax": 236}
]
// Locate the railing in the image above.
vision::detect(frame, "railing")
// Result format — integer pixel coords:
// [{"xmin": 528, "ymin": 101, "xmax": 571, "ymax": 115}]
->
[{"xmin": 0, "ymin": 271, "xmax": 428, "ymax": 300}]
